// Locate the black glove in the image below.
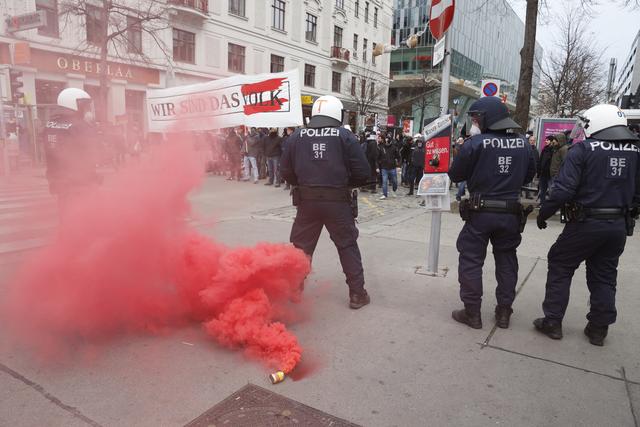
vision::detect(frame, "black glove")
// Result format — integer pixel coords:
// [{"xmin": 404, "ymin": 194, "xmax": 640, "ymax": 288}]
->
[{"xmin": 537, "ymin": 215, "xmax": 547, "ymax": 230}]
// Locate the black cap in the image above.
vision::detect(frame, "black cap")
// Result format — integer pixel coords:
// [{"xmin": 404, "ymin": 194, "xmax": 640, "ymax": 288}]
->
[{"xmin": 469, "ymin": 97, "xmax": 521, "ymax": 131}]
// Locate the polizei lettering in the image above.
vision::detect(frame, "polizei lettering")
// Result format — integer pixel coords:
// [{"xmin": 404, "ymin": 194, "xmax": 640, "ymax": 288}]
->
[
  {"xmin": 300, "ymin": 128, "xmax": 340, "ymax": 137},
  {"xmin": 589, "ymin": 141, "xmax": 640, "ymax": 152},
  {"xmin": 482, "ymin": 138, "xmax": 525, "ymax": 149}
]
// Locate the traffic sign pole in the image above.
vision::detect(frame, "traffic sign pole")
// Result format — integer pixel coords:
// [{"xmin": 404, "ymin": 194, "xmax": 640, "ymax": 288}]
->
[{"xmin": 426, "ymin": 33, "xmax": 451, "ymax": 275}]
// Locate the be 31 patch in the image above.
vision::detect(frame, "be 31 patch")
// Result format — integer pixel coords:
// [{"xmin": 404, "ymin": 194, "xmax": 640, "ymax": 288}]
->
[{"xmin": 606, "ymin": 156, "xmax": 628, "ymax": 179}]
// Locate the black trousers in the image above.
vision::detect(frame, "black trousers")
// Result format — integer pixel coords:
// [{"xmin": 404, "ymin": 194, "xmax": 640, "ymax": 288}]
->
[
  {"xmin": 543, "ymin": 219, "xmax": 627, "ymax": 326},
  {"xmin": 290, "ymin": 200, "xmax": 365, "ymax": 293},
  {"xmin": 456, "ymin": 212, "xmax": 522, "ymax": 310},
  {"xmin": 407, "ymin": 165, "xmax": 423, "ymax": 194}
]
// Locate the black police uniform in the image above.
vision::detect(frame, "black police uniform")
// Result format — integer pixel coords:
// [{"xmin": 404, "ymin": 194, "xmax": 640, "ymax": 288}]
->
[
  {"xmin": 44, "ymin": 112, "xmax": 98, "ymax": 196},
  {"xmin": 449, "ymin": 132, "xmax": 536, "ymax": 318},
  {"xmin": 537, "ymin": 137, "xmax": 640, "ymax": 336},
  {"xmin": 280, "ymin": 118, "xmax": 371, "ymax": 303}
]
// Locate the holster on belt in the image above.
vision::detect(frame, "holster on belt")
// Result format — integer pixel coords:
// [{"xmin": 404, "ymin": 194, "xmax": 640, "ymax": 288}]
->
[
  {"xmin": 458, "ymin": 194, "xmax": 523, "ymax": 223},
  {"xmin": 561, "ymin": 202, "xmax": 585, "ymax": 223},
  {"xmin": 351, "ymin": 189, "xmax": 359, "ymax": 219},
  {"xmin": 626, "ymin": 207, "xmax": 638, "ymax": 237},
  {"xmin": 519, "ymin": 205, "xmax": 534, "ymax": 233}
]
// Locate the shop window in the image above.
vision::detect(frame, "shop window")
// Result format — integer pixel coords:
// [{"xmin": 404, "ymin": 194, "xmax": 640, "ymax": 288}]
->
[
  {"xmin": 173, "ymin": 28, "xmax": 195, "ymax": 63},
  {"xmin": 36, "ymin": 0, "xmax": 59, "ymax": 37},
  {"xmin": 35, "ymin": 79, "xmax": 65, "ymax": 105}
]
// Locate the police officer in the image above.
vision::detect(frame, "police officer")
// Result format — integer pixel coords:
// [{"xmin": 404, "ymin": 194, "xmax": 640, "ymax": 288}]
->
[
  {"xmin": 44, "ymin": 88, "xmax": 99, "ymax": 211},
  {"xmin": 534, "ymin": 104, "xmax": 640, "ymax": 346},
  {"xmin": 448, "ymin": 97, "xmax": 536, "ymax": 329},
  {"xmin": 280, "ymin": 95, "xmax": 372, "ymax": 309}
]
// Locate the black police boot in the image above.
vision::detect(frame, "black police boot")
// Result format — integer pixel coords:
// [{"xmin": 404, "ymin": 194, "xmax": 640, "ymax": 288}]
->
[
  {"xmin": 452, "ymin": 307, "xmax": 482, "ymax": 329},
  {"xmin": 495, "ymin": 305, "xmax": 513, "ymax": 329},
  {"xmin": 349, "ymin": 290, "xmax": 370, "ymax": 309},
  {"xmin": 584, "ymin": 322, "xmax": 608, "ymax": 346},
  {"xmin": 533, "ymin": 317, "xmax": 563, "ymax": 340}
]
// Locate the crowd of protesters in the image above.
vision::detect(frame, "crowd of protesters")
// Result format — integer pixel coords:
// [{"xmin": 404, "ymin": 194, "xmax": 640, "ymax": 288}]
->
[{"xmin": 207, "ymin": 126, "xmax": 429, "ymax": 198}]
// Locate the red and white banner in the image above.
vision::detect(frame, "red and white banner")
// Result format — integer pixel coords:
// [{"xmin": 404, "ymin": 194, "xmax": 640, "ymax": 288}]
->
[
  {"xmin": 429, "ymin": 0, "xmax": 455, "ymax": 40},
  {"xmin": 146, "ymin": 70, "xmax": 303, "ymax": 132}
]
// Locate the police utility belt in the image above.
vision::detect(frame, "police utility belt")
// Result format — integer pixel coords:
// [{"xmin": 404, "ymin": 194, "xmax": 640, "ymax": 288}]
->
[
  {"xmin": 561, "ymin": 202, "xmax": 638, "ymax": 237},
  {"xmin": 561, "ymin": 202, "xmax": 626, "ymax": 222},
  {"xmin": 292, "ymin": 186, "xmax": 359, "ymax": 218},
  {"xmin": 459, "ymin": 194, "xmax": 534, "ymax": 233}
]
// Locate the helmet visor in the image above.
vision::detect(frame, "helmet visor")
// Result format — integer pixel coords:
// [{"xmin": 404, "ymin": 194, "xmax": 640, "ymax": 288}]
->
[{"xmin": 569, "ymin": 116, "xmax": 587, "ymax": 140}]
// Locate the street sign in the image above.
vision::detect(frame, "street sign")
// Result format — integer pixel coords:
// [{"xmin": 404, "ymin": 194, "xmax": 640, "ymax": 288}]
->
[
  {"xmin": 481, "ymin": 79, "xmax": 501, "ymax": 97},
  {"xmin": 429, "ymin": 0, "xmax": 455, "ymax": 40},
  {"xmin": 433, "ymin": 36, "xmax": 446, "ymax": 66},
  {"xmin": 5, "ymin": 11, "xmax": 47, "ymax": 33}
]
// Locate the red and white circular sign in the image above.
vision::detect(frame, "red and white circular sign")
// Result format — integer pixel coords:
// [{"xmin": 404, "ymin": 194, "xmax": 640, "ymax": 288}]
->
[{"xmin": 429, "ymin": 0, "xmax": 455, "ymax": 40}]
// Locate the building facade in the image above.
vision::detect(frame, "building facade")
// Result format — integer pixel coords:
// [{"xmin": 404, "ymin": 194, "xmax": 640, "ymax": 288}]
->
[
  {"xmin": 0, "ymin": 0, "xmax": 393, "ymax": 142},
  {"xmin": 614, "ymin": 29, "xmax": 640, "ymax": 107},
  {"xmin": 388, "ymin": 0, "xmax": 542, "ymax": 134}
]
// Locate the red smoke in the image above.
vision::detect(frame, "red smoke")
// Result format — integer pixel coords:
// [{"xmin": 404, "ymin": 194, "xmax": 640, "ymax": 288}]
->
[{"xmin": 2, "ymin": 132, "xmax": 310, "ymax": 374}]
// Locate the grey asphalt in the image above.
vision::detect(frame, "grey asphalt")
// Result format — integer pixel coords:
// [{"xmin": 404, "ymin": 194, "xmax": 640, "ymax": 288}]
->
[{"xmin": 1, "ymin": 175, "xmax": 638, "ymax": 427}]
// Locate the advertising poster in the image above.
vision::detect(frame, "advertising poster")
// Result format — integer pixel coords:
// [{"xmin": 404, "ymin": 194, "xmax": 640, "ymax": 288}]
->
[{"xmin": 535, "ymin": 118, "xmax": 578, "ymax": 150}]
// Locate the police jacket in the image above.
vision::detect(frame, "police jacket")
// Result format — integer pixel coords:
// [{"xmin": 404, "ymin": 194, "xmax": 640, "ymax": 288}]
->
[
  {"xmin": 378, "ymin": 143, "xmax": 399, "ymax": 170},
  {"xmin": 448, "ymin": 131, "xmax": 536, "ymax": 200},
  {"xmin": 44, "ymin": 112, "xmax": 99, "ymax": 193},
  {"xmin": 539, "ymin": 138, "xmax": 640, "ymax": 221},
  {"xmin": 280, "ymin": 122, "xmax": 370, "ymax": 188},
  {"xmin": 263, "ymin": 133, "xmax": 283, "ymax": 158}
]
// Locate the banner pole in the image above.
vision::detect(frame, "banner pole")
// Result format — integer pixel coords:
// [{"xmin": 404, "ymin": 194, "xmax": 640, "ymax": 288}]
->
[{"xmin": 426, "ymin": 33, "xmax": 451, "ymax": 275}]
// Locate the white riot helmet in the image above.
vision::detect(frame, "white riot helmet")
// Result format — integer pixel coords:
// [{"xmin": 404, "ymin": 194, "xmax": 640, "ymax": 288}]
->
[
  {"xmin": 573, "ymin": 104, "xmax": 639, "ymax": 141},
  {"xmin": 311, "ymin": 95, "xmax": 344, "ymax": 127},
  {"xmin": 57, "ymin": 88, "xmax": 92, "ymax": 112}
]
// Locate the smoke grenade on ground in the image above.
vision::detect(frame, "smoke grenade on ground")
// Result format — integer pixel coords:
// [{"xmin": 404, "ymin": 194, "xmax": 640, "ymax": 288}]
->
[{"xmin": 1, "ymin": 128, "xmax": 310, "ymax": 375}]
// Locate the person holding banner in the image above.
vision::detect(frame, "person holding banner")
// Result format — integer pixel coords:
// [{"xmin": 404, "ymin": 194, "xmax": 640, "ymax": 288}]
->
[
  {"xmin": 448, "ymin": 97, "xmax": 536, "ymax": 330},
  {"xmin": 281, "ymin": 95, "xmax": 372, "ymax": 309}
]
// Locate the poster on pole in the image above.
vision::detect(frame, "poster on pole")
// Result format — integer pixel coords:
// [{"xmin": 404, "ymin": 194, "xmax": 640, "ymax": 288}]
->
[
  {"xmin": 146, "ymin": 70, "xmax": 303, "ymax": 132},
  {"xmin": 423, "ymin": 114, "xmax": 452, "ymax": 173}
]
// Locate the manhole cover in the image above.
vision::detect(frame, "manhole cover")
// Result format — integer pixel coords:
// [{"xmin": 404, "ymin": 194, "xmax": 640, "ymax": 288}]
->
[{"xmin": 185, "ymin": 383, "xmax": 361, "ymax": 427}]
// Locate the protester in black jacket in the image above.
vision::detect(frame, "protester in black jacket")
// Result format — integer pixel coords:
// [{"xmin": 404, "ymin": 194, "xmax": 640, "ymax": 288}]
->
[
  {"xmin": 377, "ymin": 136, "xmax": 400, "ymax": 199},
  {"xmin": 263, "ymin": 128, "xmax": 283, "ymax": 186},
  {"xmin": 363, "ymin": 134, "xmax": 379, "ymax": 193},
  {"xmin": 399, "ymin": 136, "xmax": 413, "ymax": 186},
  {"xmin": 538, "ymin": 135, "xmax": 556, "ymax": 204},
  {"xmin": 407, "ymin": 137, "xmax": 425, "ymax": 195}
]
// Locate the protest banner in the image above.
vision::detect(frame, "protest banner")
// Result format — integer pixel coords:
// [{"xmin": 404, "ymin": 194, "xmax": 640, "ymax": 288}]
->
[{"xmin": 147, "ymin": 70, "xmax": 303, "ymax": 132}]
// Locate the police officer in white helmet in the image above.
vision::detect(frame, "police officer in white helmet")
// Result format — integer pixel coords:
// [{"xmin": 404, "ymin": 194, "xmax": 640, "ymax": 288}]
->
[
  {"xmin": 44, "ymin": 88, "xmax": 100, "ymax": 212},
  {"xmin": 281, "ymin": 95, "xmax": 372, "ymax": 309}
]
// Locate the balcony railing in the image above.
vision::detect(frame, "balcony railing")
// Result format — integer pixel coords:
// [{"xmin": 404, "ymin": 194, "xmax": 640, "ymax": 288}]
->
[
  {"xmin": 331, "ymin": 46, "xmax": 350, "ymax": 63},
  {"xmin": 168, "ymin": 0, "xmax": 208, "ymax": 14}
]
